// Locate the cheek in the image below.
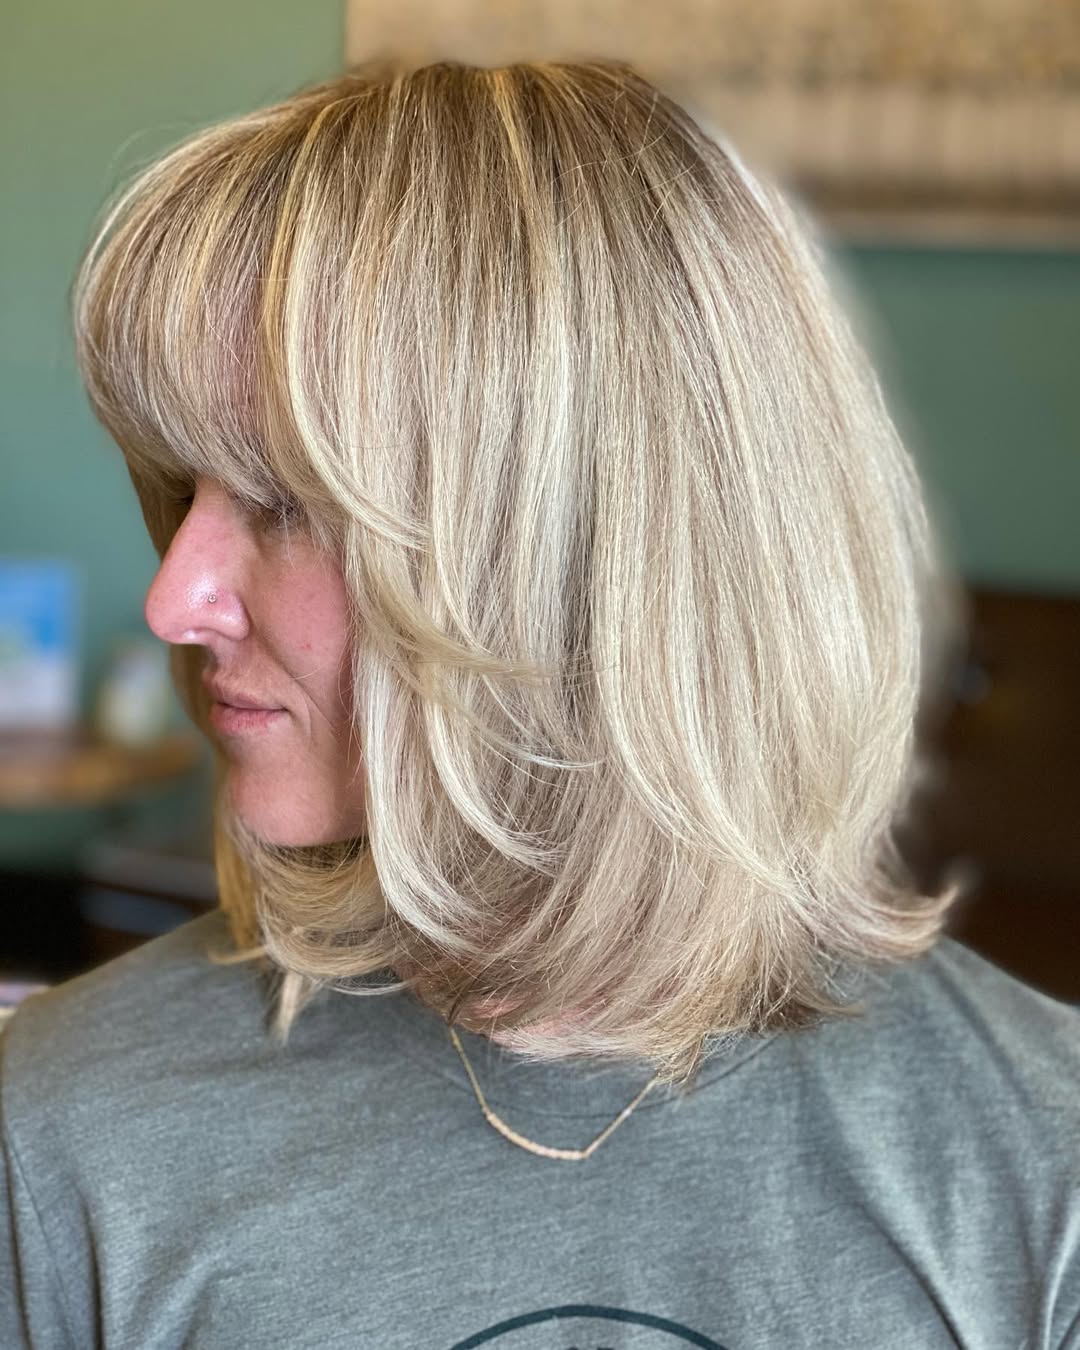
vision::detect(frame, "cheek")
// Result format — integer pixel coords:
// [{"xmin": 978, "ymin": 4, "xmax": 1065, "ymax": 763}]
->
[{"xmin": 280, "ymin": 564, "xmax": 354, "ymax": 711}]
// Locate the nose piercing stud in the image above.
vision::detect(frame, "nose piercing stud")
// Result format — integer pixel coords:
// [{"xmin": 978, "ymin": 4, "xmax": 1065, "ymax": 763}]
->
[{"xmin": 208, "ymin": 593, "xmax": 217, "ymax": 604}]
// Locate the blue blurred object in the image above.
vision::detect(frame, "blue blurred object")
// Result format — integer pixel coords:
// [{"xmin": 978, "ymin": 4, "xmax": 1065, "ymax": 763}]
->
[{"xmin": 0, "ymin": 557, "xmax": 82, "ymax": 733}]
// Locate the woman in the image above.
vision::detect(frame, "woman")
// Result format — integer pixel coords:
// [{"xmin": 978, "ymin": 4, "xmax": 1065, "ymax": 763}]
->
[{"xmin": 2, "ymin": 57, "xmax": 1077, "ymax": 1349}]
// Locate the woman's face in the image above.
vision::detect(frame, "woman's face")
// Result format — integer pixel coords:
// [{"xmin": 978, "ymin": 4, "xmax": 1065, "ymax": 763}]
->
[{"xmin": 144, "ymin": 474, "xmax": 366, "ymax": 847}]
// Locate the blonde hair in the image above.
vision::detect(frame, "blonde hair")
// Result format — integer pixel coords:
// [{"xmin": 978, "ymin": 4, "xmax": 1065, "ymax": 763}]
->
[{"xmin": 71, "ymin": 57, "xmax": 967, "ymax": 1090}]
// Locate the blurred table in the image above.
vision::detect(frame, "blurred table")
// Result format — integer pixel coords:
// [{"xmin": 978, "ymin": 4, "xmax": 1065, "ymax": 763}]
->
[{"xmin": 0, "ymin": 729, "xmax": 202, "ymax": 808}]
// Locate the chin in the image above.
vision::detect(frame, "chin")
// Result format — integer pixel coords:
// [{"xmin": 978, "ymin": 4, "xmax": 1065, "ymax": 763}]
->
[
  {"xmin": 225, "ymin": 783, "xmax": 323, "ymax": 847},
  {"xmin": 245, "ymin": 816, "xmax": 356, "ymax": 848},
  {"xmin": 238, "ymin": 798, "xmax": 366, "ymax": 849}
]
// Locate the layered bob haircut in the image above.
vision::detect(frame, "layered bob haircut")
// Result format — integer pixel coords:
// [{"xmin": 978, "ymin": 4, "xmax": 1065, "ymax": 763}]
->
[{"xmin": 72, "ymin": 57, "xmax": 966, "ymax": 1090}]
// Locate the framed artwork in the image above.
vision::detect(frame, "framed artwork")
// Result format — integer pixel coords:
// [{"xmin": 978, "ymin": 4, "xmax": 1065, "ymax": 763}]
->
[{"xmin": 345, "ymin": 0, "xmax": 1080, "ymax": 247}]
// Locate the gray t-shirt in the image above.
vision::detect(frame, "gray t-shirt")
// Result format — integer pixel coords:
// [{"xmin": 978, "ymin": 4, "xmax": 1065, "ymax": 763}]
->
[{"xmin": 2, "ymin": 906, "xmax": 1078, "ymax": 1349}]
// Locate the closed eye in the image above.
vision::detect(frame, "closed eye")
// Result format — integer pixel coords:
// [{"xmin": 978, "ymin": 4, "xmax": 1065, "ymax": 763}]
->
[{"xmin": 167, "ymin": 483, "xmax": 304, "ymax": 533}]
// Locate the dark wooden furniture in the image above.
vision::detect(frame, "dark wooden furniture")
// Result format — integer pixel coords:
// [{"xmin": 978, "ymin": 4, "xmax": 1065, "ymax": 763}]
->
[{"xmin": 903, "ymin": 585, "xmax": 1080, "ymax": 1004}]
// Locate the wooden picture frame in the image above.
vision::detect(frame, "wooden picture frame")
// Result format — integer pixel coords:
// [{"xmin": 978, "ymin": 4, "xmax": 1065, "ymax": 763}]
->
[{"xmin": 345, "ymin": 0, "xmax": 1080, "ymax": 248}]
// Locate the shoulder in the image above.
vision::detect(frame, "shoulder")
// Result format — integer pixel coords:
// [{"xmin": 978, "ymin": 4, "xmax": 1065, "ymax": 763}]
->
[
  {"xmin": 787, "ymin": 937, "xmax": 1080, "ymax": 1342},
  {"xmin": 804, "ymin": 934, "xmax": 1080, "ymax": 1141},
  {"xmin": 0, "ymin": 908, "xmax": 265, "ymax": 1126},
  {"xmin": 865, "ymin": 934, "xmax": 1079, "ymax": 1077}
]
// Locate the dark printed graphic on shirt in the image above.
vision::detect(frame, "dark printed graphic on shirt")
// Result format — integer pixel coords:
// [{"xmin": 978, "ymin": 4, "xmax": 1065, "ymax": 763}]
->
[{"xmin": 450, "ymin": 1304, "xmax": 729, "ymax": 1348}]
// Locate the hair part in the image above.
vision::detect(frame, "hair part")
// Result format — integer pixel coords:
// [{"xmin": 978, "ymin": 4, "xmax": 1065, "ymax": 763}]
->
[{"xmin": 71, "ymin": 56, "xmax": 968, "ymax": 1091}]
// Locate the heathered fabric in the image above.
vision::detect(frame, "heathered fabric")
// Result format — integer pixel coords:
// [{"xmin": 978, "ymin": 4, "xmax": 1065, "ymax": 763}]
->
[{"xmin": 2, "ymin": 906, "xmax": 1078, "ymax": 1349}]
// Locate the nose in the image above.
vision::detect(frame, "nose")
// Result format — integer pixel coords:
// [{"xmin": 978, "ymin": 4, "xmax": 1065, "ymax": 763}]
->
[{"xmin": 144, "ymin": 483, "xmax": 252, "ymax": 648}]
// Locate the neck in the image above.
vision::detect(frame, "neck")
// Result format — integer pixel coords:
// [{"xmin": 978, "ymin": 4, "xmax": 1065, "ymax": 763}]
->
[
  {"xmin": 394, "ymin": 964, "xmax": 583, "ymax": 1043},
  {"xmin": 472, "ymin": 995, "xmax": 584, "ymax": 1045}
]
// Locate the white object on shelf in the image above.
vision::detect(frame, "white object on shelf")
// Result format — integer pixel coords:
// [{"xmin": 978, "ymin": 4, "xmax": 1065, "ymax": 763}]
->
[{"xmin": 93, "ymin": 638, "xmax": 174, "ymax": 747}]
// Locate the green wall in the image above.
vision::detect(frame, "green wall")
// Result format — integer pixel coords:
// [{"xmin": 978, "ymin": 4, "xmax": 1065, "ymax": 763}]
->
[
  {"xmin": 834, "ymin": 244, "xmax": 1080, "ymax": 596},
  {"xmin": 2, "ymin": 6, "xmax": 1078, "ymax": 872}
]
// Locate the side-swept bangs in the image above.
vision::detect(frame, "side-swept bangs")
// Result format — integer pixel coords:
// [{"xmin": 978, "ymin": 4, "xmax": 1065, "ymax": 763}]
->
[{"xmin": 72, "ymin": 97, "xmax": 364, "ymax": 561}]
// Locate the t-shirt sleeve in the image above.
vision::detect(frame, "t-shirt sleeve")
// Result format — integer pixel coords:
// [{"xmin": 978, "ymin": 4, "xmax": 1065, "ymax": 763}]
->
[
  {"xmin": 915, "ymin": 941, "xmax": 1080, "ymax": 1349},
  {"xmin": 1051, "ymin": 1230, "xmax": 1080, "ymax": 1349},
  {"xmin": 0, "ymin": 1016, "xmax": 79, "ymax": 1350}
]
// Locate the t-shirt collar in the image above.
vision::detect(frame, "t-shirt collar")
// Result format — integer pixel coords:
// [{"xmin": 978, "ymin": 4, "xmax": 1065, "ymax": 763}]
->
[{"xmin": 379, "ymin": 982, "xmax": 782, "ymax": 1122}]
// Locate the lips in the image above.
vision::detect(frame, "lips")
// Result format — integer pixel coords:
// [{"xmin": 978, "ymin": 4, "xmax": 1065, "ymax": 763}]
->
[{"xmin": 203, "ymin": 677, "xmax": 283, "ymax": 711}]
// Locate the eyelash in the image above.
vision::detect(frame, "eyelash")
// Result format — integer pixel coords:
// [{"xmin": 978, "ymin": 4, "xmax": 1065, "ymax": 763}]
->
[{"xmin": 172, "ymin": 490, "xmax": 304, "ymax": 531}]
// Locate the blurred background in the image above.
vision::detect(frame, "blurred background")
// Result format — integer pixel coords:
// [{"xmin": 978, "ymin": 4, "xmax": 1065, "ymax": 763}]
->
[{"xmin": 2, "ymin": 0, "xmax": 1077, "ymax": 1009}]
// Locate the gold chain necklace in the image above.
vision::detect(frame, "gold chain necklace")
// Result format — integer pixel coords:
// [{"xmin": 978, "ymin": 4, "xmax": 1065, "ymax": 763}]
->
[{"xmin": 447, "ymin": 1024, "xmax": 661, "ymax": 1161}]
